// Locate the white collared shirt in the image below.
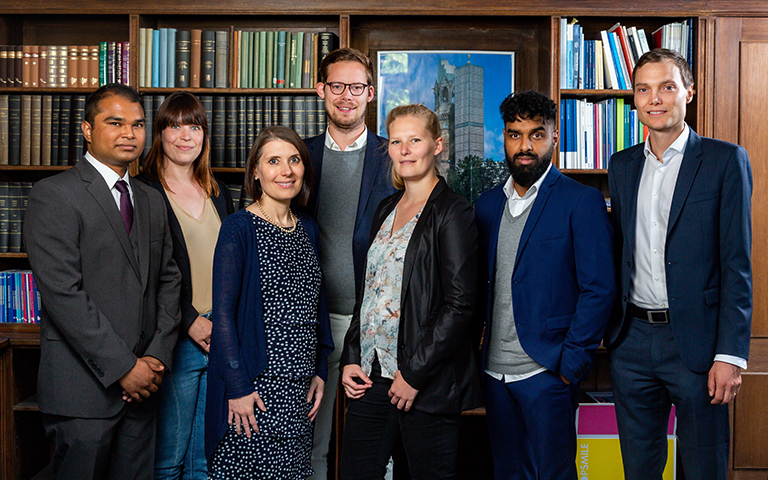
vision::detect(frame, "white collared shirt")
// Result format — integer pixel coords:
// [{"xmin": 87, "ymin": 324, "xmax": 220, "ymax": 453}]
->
[
  {"xmin": 324, "ymin": 127, "xmax": 368, "ymax": 152},
  {"xmin": 84, "ymin": 151, "xmax": 134, "ymax": 210},
  {"xmin": 630, "ymin": 124, "xmax": 746, "ymax": 370},
  {"xmin": 502, "ymin": 162, "xmax": 552, "ymax": 217}
]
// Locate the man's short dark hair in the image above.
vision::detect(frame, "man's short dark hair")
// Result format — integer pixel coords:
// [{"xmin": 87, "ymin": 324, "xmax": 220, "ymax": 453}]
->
[
  {"xmin": 633, "ymin": 48, "xmax": 694, "ymax": 89},
  {"xmin": 84, "ymin": 83, "xmax": 143, "ymax": 126},
  {"xmin": 499, "ymin": 90, "xmax": 558, "ymax": 126},
  {"xmin": 319, "ymin": 47, "xmax": 374, "ymax": 86}
]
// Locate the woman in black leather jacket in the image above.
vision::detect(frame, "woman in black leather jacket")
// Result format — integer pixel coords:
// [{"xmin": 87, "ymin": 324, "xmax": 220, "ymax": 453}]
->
[{"xmin": 339, "ymin": 104, "xmax": 481, "ymax": 480}]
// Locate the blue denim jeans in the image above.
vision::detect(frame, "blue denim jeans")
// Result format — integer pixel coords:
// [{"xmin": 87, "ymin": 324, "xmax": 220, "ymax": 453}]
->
[{"xmin": 154, "ymin": 335, "xmax": 209, "ymax": 480}]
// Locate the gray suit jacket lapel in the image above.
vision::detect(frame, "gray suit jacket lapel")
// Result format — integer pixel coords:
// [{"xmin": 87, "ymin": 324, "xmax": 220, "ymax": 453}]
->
[{"xmin": 76, "ymin": 160, "xmax": 141, "ymax": 280}]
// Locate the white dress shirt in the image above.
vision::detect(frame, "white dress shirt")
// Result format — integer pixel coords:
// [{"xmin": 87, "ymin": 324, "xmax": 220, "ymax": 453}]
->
[
  {"xmin": 84, "ymin": 152, "xmax": 134, "ymax": 209},
  {"xmin": 630, "ymin": 124, "xmax": 746, "ymax": 370},
  {"xmin": 324, "ymin": 126, "xmax": 368, "ymax": 152}
]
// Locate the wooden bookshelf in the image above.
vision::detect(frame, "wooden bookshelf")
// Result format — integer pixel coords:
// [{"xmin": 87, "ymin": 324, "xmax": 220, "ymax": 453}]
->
[{"xmin": 0, "ymin": 2, "xmax": 767, "ymax": 479}]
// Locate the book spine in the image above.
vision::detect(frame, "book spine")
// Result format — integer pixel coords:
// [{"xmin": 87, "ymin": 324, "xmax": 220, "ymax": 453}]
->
[
  {"xmin": 142, "ymin": 95, "xmax": 153, "ymax": 160},
  {"xmin": 254, "ymin": 96, "xmax": 263, "ymax": 137},
  {"xmin": 175, "ymin": 30, "xmax": 191, "ymax": 88},
  {"xmin": 293, "ymin": 95, "xmax": 306, "ymax": 138},
  {"xmin": 31, "ymin": 46, "xmax": 40, "ymax": 88},
  {"xmin": 318, "ymin": 33, "xmax": 337, "ymax": 63},
  {"xmin": 158, "ymin": 28, "xmax": 168, "ymax": 88},
  {"xmin": 237, "ymin": 96, "xmax": 246, "ymax": 167},
  {"xmin": 301, "ymin": 31, "xmax": 310, "ymax": 88},
  {"xmin": 51, "ymin": 95, "xmax": 60, "ymax": 165},
  {"xmin": 225, "ymin": 96, "xmax": 237, "ymax": 167},
  {"xmin": 14, "ymin": 46, "xmax": 22, "ymax": 87},
  {"xmin": 258, "ymin": 31, "xmax": 267, "ymax": 89},
  {"xmin": 30, "ymin": 95, "xmax": 41, "ymax": 166},
  {"xmin": 215, "ymin": 31, "xmax": 229, "ymax": 88},
  {"xmin": 114, "ymin": 42, "xmax": 121, "ymax": 84},
  {"xmin": 200, "ymin": 30, "xmax": 215, "ymax": 88},
  {"xmin": 167, "ymin": 29, "xmax": 176, "ymax": 88},
  {"xmin": 246, "ymin": 96, "xmax": 255, "ymax": 153},
  {"xmin": 279, "ymin": 95, "xmax": 291, "ymax": 127},
  {"xmin": 306, "ymin": 94, "xmax": 316, "ymax": 137},
  {"xmin": 88, "ymin": 45, "xmax": 98, "ymax": 88},
  {"xmin": 265, "ymin": 32, "xmax": 274, "ymax": 89},
  {"xmin": 8, "ymin": 95, "xmax": 20, "ymax": 165},
  {"xmin": 41, "ymin": 95, "xmax": 52, "ymax": 166},
  {"xmin": 200, "ymin": 95, "xmax": 213, "ymax": 137},
  {"xmin": 22, "ymin": 46, "xmax": 31, "ymax": 88},
  {"xmin": 58, "ymin": 95, "xmax": 71, "ymax": 165},
  {"xmin": 67, "ymin": 45, "xmax": 78, "ymax": 87},
  {"xmin": 0, "ymin": 46, "xmax": 7, "ymax": 88},
  {"xmin": 145, "ymin": 29, "xmax": 153, "ymax": 88},
  {"xmin": 8, "ymin": 183, "xmax": 22, "ymax": 253},
  {"xmin": 77, "ymin": 45, "xmax": 88, "ymax": 87},
  {"xmin": 276, "ymin": 31, "xmax": 286, "ymax": 88},
  {"xmin": 152, "ymin": 30, "xmax": 160, "ymax": 87},
  {"xmin": 6, "ymin": 46, "xmax": 15, "ymax": 87},
  {"xmin": 139, "ymin": 28, "xmax": 147, "ymax": 88},
  {"xmin": 0, "ymin": 184, "xmax": 8, "ymax": 253},
  {"xmin": 289, "ymin": 32, "xmax": 298, "ymax": 88},
  {"xmin": 316, "ymin": 96, "xmax": 326, "ymax": 134},
  {"xmin": 190, "ymin": 29, "xmax": 202, "ymax": 88},
  {"xmin": 211, "ymin": 96, "xmax": 225, "ymax": 167},
  {"xmin": 20, "ymin": 95, "xmax": 31, "ymax": 166},
  {"xmin": 121, "ymin": 42, "xmax": 130, "ymax": 86},
  {"xmin": 0, "ymin": 95, "xmax": 7, "ymax": 165},
  {"xmin": 98, "ymin": 42, "xmax": 107, "ymax": 86},
  {"xmin": 71, "ymin": 95, "xmax": 86, "ymax": 160}
]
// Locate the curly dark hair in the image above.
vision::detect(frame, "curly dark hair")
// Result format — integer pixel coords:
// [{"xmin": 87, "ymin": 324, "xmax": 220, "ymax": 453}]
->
[{"xmin": 499, "ymin": 90, "xmax": 557, "ymax": 126}]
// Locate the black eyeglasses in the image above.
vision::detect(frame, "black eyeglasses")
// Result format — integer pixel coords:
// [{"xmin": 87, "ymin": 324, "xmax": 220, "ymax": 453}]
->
[{"xmin": 324, "ymin": 82, "xmax": 370, "ymax": 96}]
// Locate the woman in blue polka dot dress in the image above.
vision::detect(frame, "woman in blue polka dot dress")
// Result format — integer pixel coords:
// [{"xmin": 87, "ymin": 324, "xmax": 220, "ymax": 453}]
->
[{"xmin": 205, "ymin": 126, "xmax": 334, "ymax": 479}]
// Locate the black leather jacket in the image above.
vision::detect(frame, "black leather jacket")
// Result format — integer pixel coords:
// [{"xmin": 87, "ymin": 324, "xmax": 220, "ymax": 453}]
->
[{"xmin": 341, "ymin": 177, "xmax": 482, "ymax": 414}]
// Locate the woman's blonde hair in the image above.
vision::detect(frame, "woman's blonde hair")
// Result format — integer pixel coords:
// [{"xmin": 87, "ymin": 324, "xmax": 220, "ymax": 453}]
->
[{"xmin": 385, "ymin": 104, "xmax": 442, "ymax": 190}]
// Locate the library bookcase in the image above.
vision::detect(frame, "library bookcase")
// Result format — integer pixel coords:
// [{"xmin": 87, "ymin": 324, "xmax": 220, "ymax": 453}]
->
[{"xmin": 1, "ymin": 1, "xmax": 767, "ymax": 479}]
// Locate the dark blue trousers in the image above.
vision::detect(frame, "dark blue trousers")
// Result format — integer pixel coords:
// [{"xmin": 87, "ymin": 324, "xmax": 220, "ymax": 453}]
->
[
  {"xmin": 483, "ymin": 370, "xmax": 579, "ymax": 480},
  {"xmin": 609, "ymin": 316, "xmax": 730, "ymax": 480}
]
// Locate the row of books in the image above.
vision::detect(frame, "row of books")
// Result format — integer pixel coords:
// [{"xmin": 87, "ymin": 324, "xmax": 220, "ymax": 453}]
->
[
  {"xmin": 560, "ymin": 18, "xmax": 693, "ymax": 90},
  {"xmin": 0, "ymin": 270, "xmax": 41, "ymax": 324},
  {"xmin": 0, "ymin": 94, "xmax": 86, "ymax": 166},
  {"xmin": 0, "ymin": 44, "xmax": 130, "ymax": 89},
  {"xmin": 142, "ymin": 95, "xmax": 327, "ymax": 168},
  {"xmin": 559, "ymin": 98, "xmax": 646, "ymax": 170},
  {"xmin": 0, "ymin": 182, "xmax": 31, "ymax": 254},
  {"xmin": 138, "ymin": 28, "xmax": 227, "ymax": 89},
  {"xmin": 231, "ymin": 30, "xmax": 338, "ymax": 89}
]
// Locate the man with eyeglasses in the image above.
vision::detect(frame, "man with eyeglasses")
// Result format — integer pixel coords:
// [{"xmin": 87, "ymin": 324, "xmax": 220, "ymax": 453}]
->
[{"xmin": 299, "ymin": 47, "xmax": 396, "ymax": 480}]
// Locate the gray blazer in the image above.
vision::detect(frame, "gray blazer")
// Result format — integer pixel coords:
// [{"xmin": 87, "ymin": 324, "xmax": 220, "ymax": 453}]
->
[{"xmin": 24, "ymin": 158, "xmax": 182, "ymax": 418}]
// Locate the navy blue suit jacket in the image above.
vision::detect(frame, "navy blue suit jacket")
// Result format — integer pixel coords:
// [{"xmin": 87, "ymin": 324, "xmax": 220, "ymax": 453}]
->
[
  {"xmin": 605, "ymin": 129, "xmax": 752, "ymax": 373},
  {"xmin": 299, "ymin": 130, "xmax": 396, "ymax": 299},
  {"xmin": 475, "ymin": 167, "xmax": 616, "ymax": 384}
]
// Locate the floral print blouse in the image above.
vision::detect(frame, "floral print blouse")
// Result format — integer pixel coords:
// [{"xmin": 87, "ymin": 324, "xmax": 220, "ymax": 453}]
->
[{"xmin": 359, "ymin": 206, "xmax": 422, "ymax": 379}]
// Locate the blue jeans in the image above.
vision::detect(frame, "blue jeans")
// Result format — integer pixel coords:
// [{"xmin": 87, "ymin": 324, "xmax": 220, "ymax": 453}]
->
[{"xmin": 154, "ymin": 335, "xmax": 208, "ymax": 480}]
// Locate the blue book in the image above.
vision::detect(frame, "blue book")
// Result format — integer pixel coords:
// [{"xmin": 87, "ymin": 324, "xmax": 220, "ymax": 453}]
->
[
  {"xmin": 167, "ymin": 28, "xmax": 176, "ymax": 88},
  {"xmin": 606, "ymin": 32, "xmax": 626, "ymax": 89},
  {"xmin": 159, "ymin": 28, "xmax": 168, "ymax": 88},
  {"xmin": 566, "ymin": 99, "xmax": 576, "ymax": 168},
  {"xmin": 559, "ymin": 99, "xmax": 566, "ymax": 164},
  {"xmin": 573, "ymin": 24, "xmax": 580, "ymax": 89},
  {"xmin": 152, "ymin": 29, "xmax": 161, "ymax": 88},
  {"xmin": 560, "ymin": 17, "xmax": 567, "ymax": 88},
  {"xmin": 566, "ymin": 24, "xmax": 573, "ymax": 89},
  {"xmin": 624, "ymin": 104, "xmax": 631, "ymax": 149}
]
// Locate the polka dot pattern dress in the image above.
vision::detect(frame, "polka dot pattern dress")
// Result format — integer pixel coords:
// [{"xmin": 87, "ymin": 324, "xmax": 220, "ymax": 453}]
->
[{"xmin": 209, "ymin": 213, "xmax": 321, "ymax": 480}]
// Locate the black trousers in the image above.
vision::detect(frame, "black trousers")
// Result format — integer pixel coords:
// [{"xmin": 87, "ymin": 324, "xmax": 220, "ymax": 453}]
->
[
  {"xmin": 43, "ymin": 402, "xmax": 157, "ymax": 480},
  {"xmin": 340, "ymin": 359, "xmax": 460, "ymax": 480}
]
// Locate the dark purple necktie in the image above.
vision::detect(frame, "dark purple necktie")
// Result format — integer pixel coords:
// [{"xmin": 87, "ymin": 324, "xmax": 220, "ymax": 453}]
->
[{"xmin": 115, "ymin": 180, "xmax": 133, "ymax": 234}]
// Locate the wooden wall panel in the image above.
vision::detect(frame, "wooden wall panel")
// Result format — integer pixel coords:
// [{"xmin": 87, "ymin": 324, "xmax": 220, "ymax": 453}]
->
[
  {"xmin": 739, "ymin": 41, "xmax": 768, "ymax": 338},
  {"xmin": 733, "ymin": 374, "xmax": 768, "ymax": 468}
]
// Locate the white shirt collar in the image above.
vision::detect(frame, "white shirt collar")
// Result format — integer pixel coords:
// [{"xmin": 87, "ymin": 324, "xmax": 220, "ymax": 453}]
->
[
  {"xmin": 84, "ymin": 151, "xmax": 132, "ymax": 189},
  {"xmin": 643, "ymin": 123, "xmax": 690, "ymax": 164},
  {"xmin": 325, "ymin": 126, "xmax": 369, "ymax": 152},
  {"xmin": 502, "ymin": 162, "xmax": 552, "ymax": 201}
]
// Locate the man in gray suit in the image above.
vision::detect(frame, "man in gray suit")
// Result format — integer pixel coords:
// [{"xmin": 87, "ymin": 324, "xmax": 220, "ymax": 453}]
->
[{"xmin": 24, "ymin": 83, "xmax": 181, "ymax": 480}]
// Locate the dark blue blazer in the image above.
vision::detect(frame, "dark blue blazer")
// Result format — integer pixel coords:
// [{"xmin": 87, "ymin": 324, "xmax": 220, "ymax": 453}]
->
[
  {"xmin": 475, "ymin": 167, "xmax": 616, "ymax": 384},
  {"xmin": 605, "ymin": 129, "xmax": 752, "ymax": 373},
  {"xmin": 299, "ymin": 130, "xmax": 396, "ymax": 299},
  {"xmin": 205, "ymin": 210, "xmax": 334, "ymax": 460}
]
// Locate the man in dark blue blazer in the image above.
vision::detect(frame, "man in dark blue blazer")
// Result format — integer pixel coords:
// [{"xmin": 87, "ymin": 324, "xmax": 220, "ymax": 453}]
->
[
  {"xmin": 297, "ymin": 48, "xmax": 395, "ymax": 480},
  {"xmin": 475, "ymin": 91, "xmax": 615, "ymax": 480},
  {"xmin": 606, "ymin": 49, "xmax": 752, "ymax": 480}
]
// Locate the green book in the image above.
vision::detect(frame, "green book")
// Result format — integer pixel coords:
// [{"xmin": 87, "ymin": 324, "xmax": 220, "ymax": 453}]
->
[
  {"xmin": 98, "ymin": 42, "xmax": 107, "ymax": 86},
  {"xmin": 252, "ymin": 32, "xmax": 259, "ymax": 90},
  {"xmin": 276, "ymin": 31, "xmax": 286, "ymax": 88},
  {"xmin": 245, "ymin": 31, "xmax": 253, "ymax": 89},
  {"xmin": 258, "ymin": 31, "xmax": 267, "ymax": 89},
  {"xmin": 289, "ymin": 32, "xmax": 298, "ymax": 88},
  {"xmin": 265, "ymin": 32, "xmax": 274, "ymax": 89}
]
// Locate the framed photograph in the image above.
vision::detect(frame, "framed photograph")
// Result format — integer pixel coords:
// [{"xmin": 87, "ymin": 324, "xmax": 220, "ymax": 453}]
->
[{"xmin": 377, "ymin": 50, "xmax": 515, "ymax": 202}]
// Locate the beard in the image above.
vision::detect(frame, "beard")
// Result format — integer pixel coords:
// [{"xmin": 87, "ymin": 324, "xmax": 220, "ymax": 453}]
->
[{"xmin": 505, "ymin": 146, "xmax": 554, "ymax": 188}]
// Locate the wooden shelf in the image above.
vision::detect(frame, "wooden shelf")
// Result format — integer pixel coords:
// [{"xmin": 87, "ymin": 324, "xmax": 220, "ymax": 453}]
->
[
  {"xmin": 0, "ymin": 166, "xmax": 69, "ymax": 172},
  {"xmin": 0, "ymin": 253, "xmax": 28, "ymax": 258},
  {"xmin": 13, "ymin": 394, "xmax": 39, "ymax": 412},
  {"xmin": 560, "ymin": 169, "xmax": 607, "ymax": 174},
  {"xmin": 561, "ymin": 88, "xmax": 633, "ymax": 96}
]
